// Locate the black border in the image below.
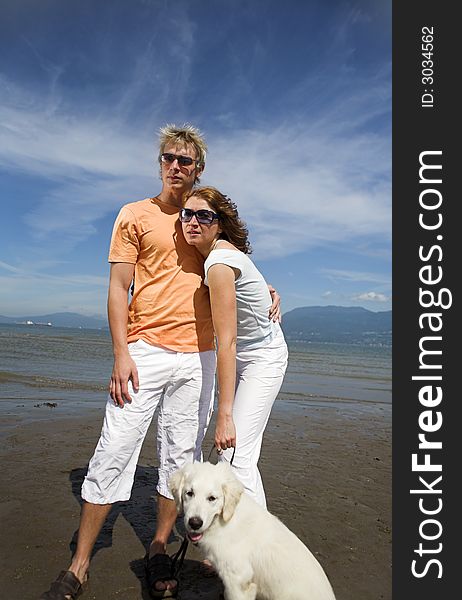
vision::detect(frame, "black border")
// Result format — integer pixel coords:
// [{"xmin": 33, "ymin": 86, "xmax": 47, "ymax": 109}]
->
[{"xmin": 393, "ymin": 2, "xmax": 457, "ymax": 597}]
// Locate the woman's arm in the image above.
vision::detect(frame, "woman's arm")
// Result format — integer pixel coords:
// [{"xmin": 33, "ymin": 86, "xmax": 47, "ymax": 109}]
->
[
  {"xmin": 207, "ymin": 263, "xmax": 238, "ymax": 451},
  {"xmin": 107, "ymin": 262, "xmax": 139, "ymax": 407}
]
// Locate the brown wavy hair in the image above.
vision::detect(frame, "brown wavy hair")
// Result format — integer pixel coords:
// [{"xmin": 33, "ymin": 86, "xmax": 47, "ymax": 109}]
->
[{"xmin": 183, "ymin": 186, "xmax": 252, "ymax": 254}]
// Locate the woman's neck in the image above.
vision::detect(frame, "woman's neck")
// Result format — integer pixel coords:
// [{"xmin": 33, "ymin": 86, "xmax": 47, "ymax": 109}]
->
[{"xmin": 199, "ymin": 237, "xmax": 222, "ymax": 259}]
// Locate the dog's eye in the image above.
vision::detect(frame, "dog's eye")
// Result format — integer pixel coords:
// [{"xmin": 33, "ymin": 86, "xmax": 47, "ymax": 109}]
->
[
  {"xmin": 207, "ymin": 495, "xmax": 217, "ymax": 502},
  {"xmin": 185, "ymin": 490, "xmax": 194, "ymax": 497}
]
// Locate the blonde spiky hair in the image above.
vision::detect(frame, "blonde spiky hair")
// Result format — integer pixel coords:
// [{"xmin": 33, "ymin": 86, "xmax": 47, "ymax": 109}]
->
[{"xmin": 158, "ymin": 123, "xmax": 207, "ymax": 167}]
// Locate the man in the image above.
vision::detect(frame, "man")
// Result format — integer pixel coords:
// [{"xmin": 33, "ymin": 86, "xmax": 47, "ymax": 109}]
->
[{"xmin": 41, "ymin": 124, "xmax": 279, "ymax": 600}]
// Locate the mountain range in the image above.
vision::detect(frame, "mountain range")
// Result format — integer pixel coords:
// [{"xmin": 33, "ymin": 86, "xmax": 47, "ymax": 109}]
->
[
  {"xmin": 281, "ymin": 306, "xmax": 391, "ymax": 345},
  {"xmin": 1, "ymin": 306, "xmax": 391, "ymax": 345}
]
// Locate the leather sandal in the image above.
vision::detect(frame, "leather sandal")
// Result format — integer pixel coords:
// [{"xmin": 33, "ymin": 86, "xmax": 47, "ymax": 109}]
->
[
  {"xmin": 144, "ymin": 553, "xmax": 179, "ymax": 598},
  {"xmin": 40, "ymin": 570, "xmax": 87, "ymax": 600}
]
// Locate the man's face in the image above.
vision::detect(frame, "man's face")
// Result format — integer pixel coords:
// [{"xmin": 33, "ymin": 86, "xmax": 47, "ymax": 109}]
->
[{"xmin": 160, "ymin": 143, "xmax": 203, "ymax": 195}]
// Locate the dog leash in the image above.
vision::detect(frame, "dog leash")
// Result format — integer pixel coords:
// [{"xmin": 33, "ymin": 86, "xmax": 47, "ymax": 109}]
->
[
  {"xmin": 170, "ymin": 445, "xmax": 236, "ymax": 577},
  {"xmin": 207, "ymin": 444, "xmax": 236, "ymax": 464},
  {"xmin": 170, "ymin": 536, "xmax": 189, "ymax": 577}
]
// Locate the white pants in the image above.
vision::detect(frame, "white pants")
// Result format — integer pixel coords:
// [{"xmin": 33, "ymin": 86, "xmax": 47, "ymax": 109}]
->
[
  {"xmin": 81, "ymin": 340, "xmax": 216, "ymax": 503},
  {"xmin": 220, "ymin": 330, "xmax": 288, "ymax": 508}
]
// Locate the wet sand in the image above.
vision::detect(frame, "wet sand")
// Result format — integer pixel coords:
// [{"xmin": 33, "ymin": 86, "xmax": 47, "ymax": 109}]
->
[{"xmin": 0, "ymin": 399, "xmax": 391, "ymax": 599}]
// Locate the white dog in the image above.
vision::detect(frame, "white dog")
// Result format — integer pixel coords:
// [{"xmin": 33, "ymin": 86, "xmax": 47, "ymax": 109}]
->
[{"xmin": 169, "ymin": 461, "xmax": 336, "ymax": 600}]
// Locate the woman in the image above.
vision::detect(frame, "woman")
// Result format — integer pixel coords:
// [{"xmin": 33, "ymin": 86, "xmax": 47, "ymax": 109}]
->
[{"xmin": 180, "ymin": 186, "xmax": 288, "ymax": 508}]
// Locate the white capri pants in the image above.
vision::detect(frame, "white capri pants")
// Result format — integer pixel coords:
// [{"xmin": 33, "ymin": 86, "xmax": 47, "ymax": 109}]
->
[
  {"xmin": 81, "ymin": 340, "xmax": 216, "ymax": 503},
  {"xmin": 220, "ymin": 329, "xmax": 288, "ymax": 508}
]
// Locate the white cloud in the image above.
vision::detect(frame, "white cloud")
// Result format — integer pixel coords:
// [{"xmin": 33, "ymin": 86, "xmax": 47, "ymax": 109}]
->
[
  {"xmin": 0, "ymin": 35, "xmax": 390, "ymax": 315},
  {"xmin": 353, "ymin": 291, "xmax": 389, "ymax": 303},
  {"xmin": 203, "ymin": 83, "xmax": 390, "ymax": 259},
  {"xmin": 1, "ymin": 59, "xmax": 390, "ymax": 259},
  {"xmin": 320, "ymin": 268, "xmax": 390, "ymax": 285},
  {"xmin": 0, "ymin": 89, "xmax": 150, "ymax": 179},
  {"xmin": 0, "ymin": 265, "xmax": 109, "ymax": 316},
  {"xmin": 0, "ymin": 260, "xmax": 21, "ymax": 274}
]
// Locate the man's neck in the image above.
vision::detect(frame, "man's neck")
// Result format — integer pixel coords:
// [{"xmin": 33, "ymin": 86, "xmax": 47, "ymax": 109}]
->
[{"xmin": 157, "ymin": 187, "xmax": 190, "ymax": 208}]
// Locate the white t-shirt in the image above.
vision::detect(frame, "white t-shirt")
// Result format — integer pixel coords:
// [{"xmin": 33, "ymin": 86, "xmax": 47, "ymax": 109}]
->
[{"xmin": 204, "ymin": 248, "xmax": 280, "ymax": 350}]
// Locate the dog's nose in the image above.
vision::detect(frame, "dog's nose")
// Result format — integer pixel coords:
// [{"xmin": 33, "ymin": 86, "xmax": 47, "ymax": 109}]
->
[{"xmin": 188, "ymin": 516, "xmax": 203, "ymax": 531}]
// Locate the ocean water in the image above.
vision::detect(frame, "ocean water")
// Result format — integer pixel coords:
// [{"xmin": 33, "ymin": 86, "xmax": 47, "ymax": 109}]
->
[
  {"xmin": 282, "ymin": 342, "xmax": 391, "ymax": 409},
  {"xmin": 0, "ymin": 324, "xmax": 391, "ymax": 422}
]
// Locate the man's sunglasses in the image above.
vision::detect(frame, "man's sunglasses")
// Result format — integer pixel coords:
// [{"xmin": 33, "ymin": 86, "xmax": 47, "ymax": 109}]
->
[
  {"xmin": 160, "ymin": 153, "xmax": 199, "ymax": 167},
  {"xmin": 179, "ymin": 208, "xmax": 219, "ymax": 224}
]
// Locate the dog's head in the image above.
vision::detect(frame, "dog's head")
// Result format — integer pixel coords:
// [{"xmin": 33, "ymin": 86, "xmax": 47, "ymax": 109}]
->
[{"xmin": 169, "ymin": 461, "xmax": 244, "ymax": 543}]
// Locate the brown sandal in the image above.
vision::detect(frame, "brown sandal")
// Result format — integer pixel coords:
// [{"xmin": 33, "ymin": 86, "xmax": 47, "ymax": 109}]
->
[
  {"xmin": 144, "ymin": 553, "xmax": 179, "ymax": 598},
  {"xmin": 40, "ymin": 570, "xmax": 87, "ymax": 600}
]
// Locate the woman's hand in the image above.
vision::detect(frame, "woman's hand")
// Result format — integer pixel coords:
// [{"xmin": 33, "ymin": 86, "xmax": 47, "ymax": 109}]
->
[{"xmin": 215, "ymin": 414, "xmax": 236, "ymax": 451}]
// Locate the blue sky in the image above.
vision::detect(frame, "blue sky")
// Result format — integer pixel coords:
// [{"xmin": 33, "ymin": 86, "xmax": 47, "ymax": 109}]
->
[{"xmin": 0, "ymin": 0, "xmax": 391, "ymax": 318}]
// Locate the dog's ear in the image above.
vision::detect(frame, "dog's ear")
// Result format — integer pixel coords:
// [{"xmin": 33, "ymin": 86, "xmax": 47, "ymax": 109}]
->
[
  {"xmin": 168, "ymin": 468, "xmax": 185, "ymax": 513},
  {"xmin": 219, "ymin": 463, "xmax": 244, "ymax": 522}
]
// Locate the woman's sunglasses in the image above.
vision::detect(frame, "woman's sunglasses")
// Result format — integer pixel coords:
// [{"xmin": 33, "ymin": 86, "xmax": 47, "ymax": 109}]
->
[
  {"xmin": 161, "ymin": 153, "xmax": 198, "ymax": 167},
  {"xmin": 179, "ymin": 208, "xmax": 219, "ymax": 224}
]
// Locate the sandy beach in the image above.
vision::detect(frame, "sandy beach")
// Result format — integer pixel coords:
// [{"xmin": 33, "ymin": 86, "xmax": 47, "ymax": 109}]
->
[{"xmin": 0, "ymin": 395, "xmax": 391, "ymax": 600}]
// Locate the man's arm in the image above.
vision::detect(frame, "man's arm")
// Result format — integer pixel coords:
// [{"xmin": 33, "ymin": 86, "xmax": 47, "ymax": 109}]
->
[
  {"xmin": 268, "ymin": 284, "xmax": 282, "ymax": 322},
  {"xmin": 107, "ymin": 262, "xmax": 138, "ymax": 407}
]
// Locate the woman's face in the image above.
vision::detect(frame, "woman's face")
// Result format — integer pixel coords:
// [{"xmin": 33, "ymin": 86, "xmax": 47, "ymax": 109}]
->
[{"xmin": 181, "ymin": 196, "xmax": 221, "ymax": 252}]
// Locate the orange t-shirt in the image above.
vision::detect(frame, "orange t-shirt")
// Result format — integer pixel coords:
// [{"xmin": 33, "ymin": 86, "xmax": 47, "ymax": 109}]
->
[{"xmin": 108, "ymin": 197, "xmax": 214, "ymax": 352}]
